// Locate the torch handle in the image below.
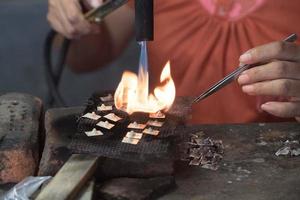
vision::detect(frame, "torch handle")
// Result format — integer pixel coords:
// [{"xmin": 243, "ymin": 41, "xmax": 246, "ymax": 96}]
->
[{"xmin": 135, "ymin": 0, "xmax": 154, "ymax": 41}]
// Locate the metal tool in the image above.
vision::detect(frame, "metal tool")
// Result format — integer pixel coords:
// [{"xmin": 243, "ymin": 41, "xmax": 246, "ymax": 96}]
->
[
  {"xmin": 193, "ymin": 33, "xmax": 298, "ymax": 103},
  {"xmin": 84, "ymin": 0, "xmax": 128, "ymax": 23}
]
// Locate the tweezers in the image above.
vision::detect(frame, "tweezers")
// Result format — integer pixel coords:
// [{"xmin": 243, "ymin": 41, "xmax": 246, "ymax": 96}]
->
[{"xmin": 193, "ymin": 33, "xmax": 298, "ymax": 103}]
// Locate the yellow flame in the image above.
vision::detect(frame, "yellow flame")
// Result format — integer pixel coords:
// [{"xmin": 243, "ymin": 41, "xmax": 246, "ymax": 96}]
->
[{"xmin": 114, "ymin": 61, "xmax": 175, "ymax": 114}]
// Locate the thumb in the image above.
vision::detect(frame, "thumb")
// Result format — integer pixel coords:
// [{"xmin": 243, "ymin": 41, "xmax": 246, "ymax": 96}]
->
[{"xmin": 84, "ymin": 0, "xmax": 104, "ymax": 9}]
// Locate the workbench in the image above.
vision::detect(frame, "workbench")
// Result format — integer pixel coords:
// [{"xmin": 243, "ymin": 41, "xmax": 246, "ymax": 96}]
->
[
  {"xmin": 37, "ymin": 107, "xmax": 300, "ymax": 200},
  {"xmin": 162, "ymin": 122, "xmax": 300, "ymax": 200},
  {"xmin": 2, "ymin": 106, "xmax": 299, "ymax": 199}
]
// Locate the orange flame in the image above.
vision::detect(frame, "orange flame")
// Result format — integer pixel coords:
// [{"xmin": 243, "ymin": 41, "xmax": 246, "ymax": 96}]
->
[{"xmin": 114, "ymin": 61, "xmax": 175, "ymax": 114}]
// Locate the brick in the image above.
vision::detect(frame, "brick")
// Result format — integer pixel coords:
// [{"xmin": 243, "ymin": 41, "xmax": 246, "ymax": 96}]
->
[{"xmin": 0, "ymin": 93, "xmax": 42, "ymax": 184}]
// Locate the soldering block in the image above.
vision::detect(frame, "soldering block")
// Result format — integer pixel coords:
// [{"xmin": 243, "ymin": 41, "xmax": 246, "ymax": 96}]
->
[{"xmin": 0, "ymin": 93, "xmax": 42, "ymax": 184}]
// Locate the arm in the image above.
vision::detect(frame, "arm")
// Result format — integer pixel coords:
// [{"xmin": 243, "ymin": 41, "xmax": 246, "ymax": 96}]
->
[{"xmin": 47, "ymin": 0, "xmax": 134, "ymax": 73}]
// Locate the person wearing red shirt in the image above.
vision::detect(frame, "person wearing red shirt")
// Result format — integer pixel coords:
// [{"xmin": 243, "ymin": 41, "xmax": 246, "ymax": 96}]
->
[{"xmin": 47, "ymin": 0, "xmax": 300, "ymax": 124}]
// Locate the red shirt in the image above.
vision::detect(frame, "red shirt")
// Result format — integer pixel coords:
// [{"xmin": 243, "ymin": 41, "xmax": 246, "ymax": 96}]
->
[{"xmin": 144, "ymin": 0, "xmax": 300, "ymax": 124}]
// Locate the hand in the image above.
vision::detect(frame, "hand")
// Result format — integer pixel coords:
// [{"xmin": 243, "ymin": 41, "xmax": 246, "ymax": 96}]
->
[
  {"xmin": 237, "ymin": 40, "xmax": 300, "ymax": 122},
  {"xmin": 47, "ymin": 0, "xmax": 103, "ymax": 39}
]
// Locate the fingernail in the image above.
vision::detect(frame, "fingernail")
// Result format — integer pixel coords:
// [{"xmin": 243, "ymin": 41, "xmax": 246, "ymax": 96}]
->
[
  {"xmin": 261, "ymin": 102, "xmax": 274, "ymax": 111},
  {"xmin": 242, "ymin": 85, "xmax": 254, "ymax": 93},
  {"xmin": 239, "ymin": 52, "xmax": 252, "ymax": 63},
  {"xmin": 237, "ymin": 74, "xmax": 250, "ymax": 85}
]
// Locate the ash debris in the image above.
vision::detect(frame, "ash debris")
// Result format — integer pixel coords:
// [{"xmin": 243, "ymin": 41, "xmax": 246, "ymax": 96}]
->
[{"xmin": 181, "ymin": 133, "xmax": 224, "ymax": 170}]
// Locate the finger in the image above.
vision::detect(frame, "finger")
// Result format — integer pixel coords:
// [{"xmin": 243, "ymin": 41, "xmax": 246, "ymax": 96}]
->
[
  {"xmin": 84, "ymin": 0, "xmax": 104, "ymax": 9},
  {"xmin": 239, "ymin": 41, "xmax": 300, "ymax": 64},
  {"xmin": 241, "ymin": 79, "xmax": 300, "ymax": 97},
  {"xmin": 261, "ymin": 101, "xmax": 300, "ymax": 118},
  {"xmin": 63, "ymin": 0, "xmax": 91, "ymax": 35},
  {"xmin": 57, "ymin": 7, "xmax": 79, "ymax": 38},
  {"xmin": 238, "ymin": 61, "xmax": 300, "ymax": 85},
  {"xmin": 47, "ymin": 10, "xmax": 72, "ymax": 38}
]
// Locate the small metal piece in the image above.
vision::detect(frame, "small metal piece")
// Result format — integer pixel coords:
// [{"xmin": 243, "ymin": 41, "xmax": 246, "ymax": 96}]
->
[
  {"xmin": 193, "ymin": 34, "xmax": 298, "ymax": 103},
  {"xmin": 82, "ymin": 112, "xmax": 101, "ymax": 120},
  {"xmin": 96, "ymin": 121, "xmax": 114, "ymax": 129},
  {"xmin": 97, "ymin": 104, "xmax": 113, "ymax": 111},
  {"xmin": 104, "ymin": 113, "xmax": 122, "ymax": 122},
  {"xmin": 100, "ymin": 94, "xmax": 113, "ymax": 102},
  {"xmin": 125, "ymin": 131, "xmax": 143, "ymax": 139},
  {"xmin": 189, "ymin": 158, "xmax": 201, "ymax": 166},
  {"xmin": 149, "ymin": 111, "xmax": 165, "ymax": 119},
  {"xmin": 147, "ymin": 120, "xmax": 164, "ymax": 127},
  {"xmin": 85, "ymin": 128, "xmax": 103, "ymax": 137},
  {"xmin": 143, "ymin": 127, "xmax": 159, "ymax": 136},
  {"xmin": 128, "ymin": 122, "xmax": 147, "ymax": 129},
  {"xmin": 122, "ymin": 137, "xmax": 139, "ymax": 145}
]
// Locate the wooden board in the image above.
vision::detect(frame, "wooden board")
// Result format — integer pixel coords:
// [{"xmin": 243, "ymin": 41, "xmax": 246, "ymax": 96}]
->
[
  {"xmin": 36, "ymin": 154, "xmax": 98, "ymax": 200},
  {"xmin": 76, "ymin": 180, "xmax": 95, "ymax": 200}
]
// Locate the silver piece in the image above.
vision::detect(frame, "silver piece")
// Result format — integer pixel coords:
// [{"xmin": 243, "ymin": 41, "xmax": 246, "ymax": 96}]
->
[
  {"xmin": 143, "ymin": 127, "xmax": 159, "ymax": 136},
  {"xmin": 85, "ymin": 128, "xmax": 103, "ymax": 137},
  {"xmin": 104, "ymin": 113, "xmax": 122, "ymax": 122},
  {"xmin": 275, "ymin": 147, "xmax": 290, "ymax": 156},
  {"xmin": 82, "ymin": 112, "xmax": 101, "ymax": 120},
  {"xmin": 96, "ymin": 120, "xmax": 114, "ymax": 129},
  {"xmin": 149, "ymin": 111, "xmax": 166, "ymax": 119},
  {"xmin": 128, "ymin": 122, "xmax": 146, "ymax": 129},
  {"xmin": 147, "ymin": 120, "xmax": 164, "ymax": 127},
  {"xmin": 97, "ymin": 104, "xmax": 113, "ymax": 111},
  {"xmin": 125, "ymin": 131, "xmax": 143, "ymax": 139},
  {"xmin": 189, "ymin": 158, "xmax": 201, "ymax": 166},
  {"xmin": 122, "ymin": 137, "xmax": 139, "ymax": 145}
]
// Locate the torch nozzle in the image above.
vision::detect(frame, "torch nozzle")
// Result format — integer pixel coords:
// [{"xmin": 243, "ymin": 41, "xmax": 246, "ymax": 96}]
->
[{"xmin": 135, "ymin": 0, "xmax": 154, "ymax": 41}]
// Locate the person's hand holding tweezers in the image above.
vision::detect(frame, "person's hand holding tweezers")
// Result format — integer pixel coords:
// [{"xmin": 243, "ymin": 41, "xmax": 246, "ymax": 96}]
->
[{"xmin": 238, "ymin": 35, "xmax": 300, "ymax": 122}]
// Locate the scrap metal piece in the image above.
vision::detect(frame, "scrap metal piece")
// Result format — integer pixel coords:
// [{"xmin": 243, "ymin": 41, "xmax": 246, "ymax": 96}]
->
[
  {"xmin": 275, "ymin": 140, "xmax": 300, "ymax": 156},
  {"xmin": 96, "ymin": 121, "xmax": 115, "ymax": 130},
  {"xmin": 149, "ymin": 111, "xmax": 165, "ymax": 119},
  {"xmin": 143, "ymin": 127, "xmax": 159, "ymax": 136},
  {"xmin": 189, "ymin": 158, "xmax": 201, "ymax": 166},
  {"xmin": 97, "ymin": 104, "xmax": 113, "ymax": 111},
  {"xmin": 126, "ymin": 131, "xmax": 143, "ymax": 139},
  {"xmin": 104, "ymin": 113, "xmax": 122, "ymax": 122},
  {"xmin": 100, "ymin": 94, "xmax": 113, "ymax": 102},
  {"xmin": 147, "ymin": 120, "xmax": 164, "ymax": 127},
  {"xmin": 82, "ymin": 112, "xmax": 101, "ymax": 120},
  {"xmin": 85, "ymin": 128, "xmax": 103, "ymax": 137},
  {"xmin": 128, "ymin": 122, "xmax": 146, "ymax": 130},
  {"xmin": 122, "ymin": 137, "xmax": 139, "ymax": 145},
  {"xmin": 186, "ymin": 136, "xmax": 224, "ymax": 170}
]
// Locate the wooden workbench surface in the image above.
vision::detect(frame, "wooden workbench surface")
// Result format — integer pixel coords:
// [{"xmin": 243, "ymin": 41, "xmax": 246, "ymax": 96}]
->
[
  {"xmin": 42, "ymin": 107, "xmax": 300, "ymax": 200},
  {"xmin": 161, "ymin": 122, "xmax": 300, "ymax": 200},
  {"xmin": 2, "ymin": 107, "xmax": 298, "ymax": 199}
]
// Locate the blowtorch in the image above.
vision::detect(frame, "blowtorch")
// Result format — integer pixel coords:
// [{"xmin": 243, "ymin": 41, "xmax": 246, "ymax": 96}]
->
[{"xmin": 44, "ymin": 0, "xmax": 154, "ymax": 107}]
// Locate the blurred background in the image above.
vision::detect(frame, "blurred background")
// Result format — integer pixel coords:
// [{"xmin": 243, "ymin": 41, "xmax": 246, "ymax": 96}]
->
[{"xmin": 0, "ymin": 0, "xmax": 139, "ymax": 106}]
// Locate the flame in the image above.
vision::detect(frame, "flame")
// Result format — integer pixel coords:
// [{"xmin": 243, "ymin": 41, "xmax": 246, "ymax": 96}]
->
[{"xmin": 114, "ymin": 61, "xmax": 176, "ymax": 114}]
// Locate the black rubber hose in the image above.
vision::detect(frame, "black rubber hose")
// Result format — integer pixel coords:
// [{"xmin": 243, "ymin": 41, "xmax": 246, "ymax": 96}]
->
[{"xmin": 44, "ymin": 30, "xmax": 70, "ymax": 107}]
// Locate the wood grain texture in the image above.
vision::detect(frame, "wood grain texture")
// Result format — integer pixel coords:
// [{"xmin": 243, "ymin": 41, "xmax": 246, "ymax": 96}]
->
[
  {"xmin": 36, "ymin": 154, "xmax": 98, "ymax": 200},
  {"xmin": 76, "ymin": 180, "xmax": 94, "ymax": 200}
]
